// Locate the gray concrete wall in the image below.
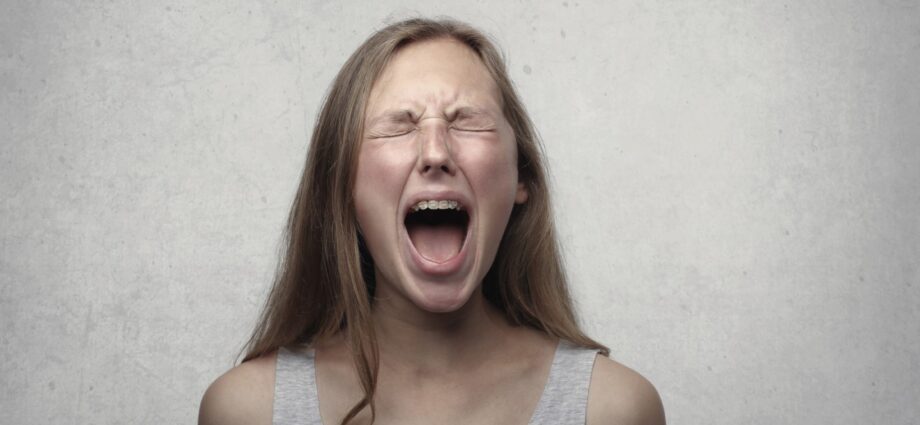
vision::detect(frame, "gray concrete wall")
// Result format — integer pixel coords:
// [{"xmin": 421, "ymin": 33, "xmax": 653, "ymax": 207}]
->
[{"xmin": 2, "ymin": 1, "xmax": 918, "ymax": 424}]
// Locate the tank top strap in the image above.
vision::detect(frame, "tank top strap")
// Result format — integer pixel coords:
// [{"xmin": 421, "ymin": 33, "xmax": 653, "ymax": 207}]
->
[
  {"xmin": 528, "ymin": 340, "xmax": 601, "ymax": 425},
  {"xmin": 273, "ymin": 346, "xmax": 323, "ymax": 425}
]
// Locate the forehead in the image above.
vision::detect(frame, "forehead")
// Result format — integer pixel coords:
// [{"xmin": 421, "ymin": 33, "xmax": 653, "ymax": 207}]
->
[{"xmin": 367, "ymin": 38, "xmax": 502, "ymax": 113}]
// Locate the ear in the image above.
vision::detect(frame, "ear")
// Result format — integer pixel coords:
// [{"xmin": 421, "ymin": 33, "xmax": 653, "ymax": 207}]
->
[{"xmin": 514, "ymin": 181, "xmax": 529, "ymax": 204}]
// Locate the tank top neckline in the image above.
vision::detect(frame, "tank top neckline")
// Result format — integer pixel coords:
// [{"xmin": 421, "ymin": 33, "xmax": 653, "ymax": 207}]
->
[{"xmin": 274, "ymin": 338, "xmax": 600, "ymax": 424}]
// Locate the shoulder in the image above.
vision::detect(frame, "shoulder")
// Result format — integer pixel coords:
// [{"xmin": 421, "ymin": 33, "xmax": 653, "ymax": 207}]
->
[
  {"xmin": 586, "ymin": 354, "xmax": 666, "ymax": 425},
  {"xmin": 198, "ymin": 351, "xmax": 277, "ymax": 425}
]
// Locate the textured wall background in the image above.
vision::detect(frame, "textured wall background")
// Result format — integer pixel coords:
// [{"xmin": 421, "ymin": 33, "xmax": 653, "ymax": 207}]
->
[{"xmin": 2, "ymin": 1, "xmax": 918, "ymax": 424}]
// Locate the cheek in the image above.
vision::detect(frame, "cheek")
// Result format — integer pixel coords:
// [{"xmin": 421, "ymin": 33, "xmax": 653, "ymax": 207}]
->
[
  {"xmin": 454, "ymin": 137, "xmax": 519, "ymax": 202},
  {"xmin": 353, "ymin": 142, "xmax": 415, "ymax": 232}
]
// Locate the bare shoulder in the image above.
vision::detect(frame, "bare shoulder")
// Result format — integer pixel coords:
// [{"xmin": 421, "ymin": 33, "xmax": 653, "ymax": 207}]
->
[
  {"xmin": 198, "ymin": 351, "xmax": 277, "ymax": 425},
  {"xmin": 586, "ymin": 354, "xmax": 666, "ymax": 425}
]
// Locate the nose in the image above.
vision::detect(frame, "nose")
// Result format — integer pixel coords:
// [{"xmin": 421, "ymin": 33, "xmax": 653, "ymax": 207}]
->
[{"xmin": 417, "ymin": 120, "xmax": 457, "ymax": 176}]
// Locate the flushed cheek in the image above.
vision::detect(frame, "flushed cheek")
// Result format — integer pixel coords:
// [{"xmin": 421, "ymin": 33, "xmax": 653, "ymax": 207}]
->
[
  {"xmin": 454, "ymin": 140, "xmax": 519, "ymax": 205},
  {"xmin": 353, "ymin": 143, "xmax": 415, "ymax": 247}
]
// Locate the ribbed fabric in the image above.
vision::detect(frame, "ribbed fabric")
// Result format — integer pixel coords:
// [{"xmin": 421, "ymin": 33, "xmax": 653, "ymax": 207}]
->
[
  {"xmin": 273, "ymin": 347, "xmax": 323, "ymax": 425},
  {"xmin": 272, "ymin": 340, "xmax": 600, "ymax": 425},
  {"xmin": 528, "ymin": 340, "xmax": 600, "ymax": 424}
]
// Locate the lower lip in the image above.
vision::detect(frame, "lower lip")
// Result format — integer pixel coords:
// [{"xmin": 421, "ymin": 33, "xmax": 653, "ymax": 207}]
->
[{"xmin": 403, "ymin": 219, "xmax": 472, "ymax": 277}]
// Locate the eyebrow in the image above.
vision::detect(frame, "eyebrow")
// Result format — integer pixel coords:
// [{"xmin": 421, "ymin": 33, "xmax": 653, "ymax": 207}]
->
[
  {"xmin": 449, "ymin": 106, "xmax": 494, "ymax": 121},
  {"xmin": 366, "ymin": 106, "xmax": 498, "ymax": 127},
  {"xmin": 366, "ymin": 109, "xmax": 416, "ymax": 127}
]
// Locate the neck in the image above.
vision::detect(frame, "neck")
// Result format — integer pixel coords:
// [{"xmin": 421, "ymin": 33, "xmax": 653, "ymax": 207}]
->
[{"xmin": 370, "ymin": 285, "xmax": 513, "ymax": 375}]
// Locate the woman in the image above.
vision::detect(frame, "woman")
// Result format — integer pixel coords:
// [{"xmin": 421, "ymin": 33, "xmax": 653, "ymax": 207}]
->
[{"xmin": 200, "ymin": 18, "xmax": 665, "ymax": 425}]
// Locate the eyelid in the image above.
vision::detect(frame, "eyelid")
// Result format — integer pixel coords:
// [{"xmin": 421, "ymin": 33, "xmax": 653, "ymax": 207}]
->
[
  {"xmin": 449, "ymin": 125, "xmax": 495, "ymax": 132},
  {"xmin": 370, "ymin": 127, "xmax": 416, "ymax": 138},
  {"xmin": 450, "ymin": 114, "xmax": 496, "ymax": 132}
]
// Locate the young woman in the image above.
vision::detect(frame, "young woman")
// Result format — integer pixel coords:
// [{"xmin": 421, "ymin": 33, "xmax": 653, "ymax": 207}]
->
[{"xmin": 200, "ymin": 18, "xmax": 665, "ymax": 425}]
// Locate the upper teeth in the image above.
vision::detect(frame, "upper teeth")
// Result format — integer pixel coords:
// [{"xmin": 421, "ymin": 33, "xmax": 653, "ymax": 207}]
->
[{"xmin": 411, "ymin": 200, "xmax": 462, "ymax": 212}]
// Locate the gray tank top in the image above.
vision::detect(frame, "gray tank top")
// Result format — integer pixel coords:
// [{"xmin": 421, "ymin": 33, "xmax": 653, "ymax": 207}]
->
[{"xmin": 273, "ymin": 340, "xmax": 600, "ymax": 424}]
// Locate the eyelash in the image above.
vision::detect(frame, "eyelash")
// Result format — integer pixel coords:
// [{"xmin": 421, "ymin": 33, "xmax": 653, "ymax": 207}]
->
[
  {"xmin": 385, "ymin": 129, "xmax": 414, "ymax": 137},
  {"xmin": 451, "ymin": 127, "xmax": 492, "ymax": 133},
  {"xmin": 374, "ymin": 126, "xmax": 494, "ymax": 138}
]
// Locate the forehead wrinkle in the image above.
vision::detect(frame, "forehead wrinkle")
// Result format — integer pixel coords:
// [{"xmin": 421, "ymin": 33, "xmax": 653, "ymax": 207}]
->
[
  {"xmin": 367, "ymin": 56, "xmax": 502, "ymax": 124},
  {"xmin": 416, "ymin": 93, "xmax": 499, "ymax": 119},
  {"xmin": 413, "ymin": 90, "xmax": 458, "ymax": 120}
]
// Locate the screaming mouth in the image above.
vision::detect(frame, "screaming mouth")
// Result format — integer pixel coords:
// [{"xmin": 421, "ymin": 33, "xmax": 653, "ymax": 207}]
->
[{"xmin": 404, "ymin": 200, "xmax": 469, "ymax": 263}]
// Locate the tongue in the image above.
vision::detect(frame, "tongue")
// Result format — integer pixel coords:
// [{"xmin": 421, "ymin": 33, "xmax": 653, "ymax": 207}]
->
[{"xmin": 407, "ymin": 223, "xmax": 465, "ymax": 263}]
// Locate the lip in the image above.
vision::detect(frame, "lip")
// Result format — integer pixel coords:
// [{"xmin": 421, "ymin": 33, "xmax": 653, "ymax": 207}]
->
[{"xmin": 400, "ymin": 189, "xmax": 474, "ymax": 277}]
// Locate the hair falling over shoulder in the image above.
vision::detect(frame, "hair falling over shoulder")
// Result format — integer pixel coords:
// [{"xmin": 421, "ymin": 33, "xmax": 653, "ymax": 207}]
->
[{"xmin": 240, "ymin": 17, "xmax": 609, "ymax": 425}]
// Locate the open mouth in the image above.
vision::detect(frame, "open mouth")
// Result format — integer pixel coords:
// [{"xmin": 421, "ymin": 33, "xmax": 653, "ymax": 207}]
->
[{"xmin": 404, "ymin": 200, "xmax": 470, "ymax": 263}]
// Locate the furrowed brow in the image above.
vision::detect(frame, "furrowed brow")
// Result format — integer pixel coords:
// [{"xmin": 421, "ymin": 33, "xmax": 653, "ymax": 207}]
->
[
  {"xmin": 449, "ymin": 106, "xmax": 493, "ymax": 121},
  {"xmin": 368, "ymin": 109, "xmax": 416, "ymax": 127}
]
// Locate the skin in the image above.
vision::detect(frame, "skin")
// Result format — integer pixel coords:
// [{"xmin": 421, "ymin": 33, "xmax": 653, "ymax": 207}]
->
[
  {"xmin": 199, "ymin": 38, "xmax": 665, "ymax": 425},
  {"xmin": 354, "ymin": 35, "xmax": 528, "ymax": 317}
]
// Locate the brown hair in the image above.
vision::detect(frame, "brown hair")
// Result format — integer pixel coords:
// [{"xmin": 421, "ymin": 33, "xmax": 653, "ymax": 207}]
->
[{"xmin": 241, "ymin": 17, "xmax": 608, "ymax": 424}]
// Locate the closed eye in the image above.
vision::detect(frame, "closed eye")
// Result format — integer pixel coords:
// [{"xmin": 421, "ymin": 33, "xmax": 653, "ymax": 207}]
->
[
  {"xmin": 366, "ymin": 109, "xmax": 418, "ymax": 139},
  {"xmin": 367, "ymin": 123, "xmax": 418, "ymax": 139},
  {"xmin": 449, "ymin": 126, "xmax": 495, "ymax": 133},
  {"xmin": 450, "ymin": 111, "xmax": 497, "ymax": 133},
  {"xmin": 367, "ymin": 127, "xmax": 417, "ymax": 139}
]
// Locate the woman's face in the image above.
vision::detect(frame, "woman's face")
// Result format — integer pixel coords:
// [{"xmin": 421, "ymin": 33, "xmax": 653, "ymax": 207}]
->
[{"xmin": 353, "ymin": 38, "xmax": 527, "ymax": 313}]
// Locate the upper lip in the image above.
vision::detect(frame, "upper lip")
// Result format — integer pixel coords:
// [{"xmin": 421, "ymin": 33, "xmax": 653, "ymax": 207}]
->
[{"xmin": 403, "ymin": 190, "xmax": 473, "ymax": 219}]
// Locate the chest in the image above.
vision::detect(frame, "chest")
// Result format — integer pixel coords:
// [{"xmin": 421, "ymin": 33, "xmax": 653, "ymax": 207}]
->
[
  {"xmin": 273, "ymin": 341, "xmax": 598, "ymax": 425},
  {"xmin": 318, "ymin": 361, "xmax": 548, "ymax": 425}
]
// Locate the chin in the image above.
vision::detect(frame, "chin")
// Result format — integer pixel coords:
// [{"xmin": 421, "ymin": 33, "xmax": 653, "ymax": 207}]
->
[{"xmin": 409, "ymin": 277, "xmax": 478, "ymax": 313}]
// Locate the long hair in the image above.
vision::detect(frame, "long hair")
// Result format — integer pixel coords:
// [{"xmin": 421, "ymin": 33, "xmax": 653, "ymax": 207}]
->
[{"xmin": 241, "ymin": 17, "xmax": 609, "ymax": 424}]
